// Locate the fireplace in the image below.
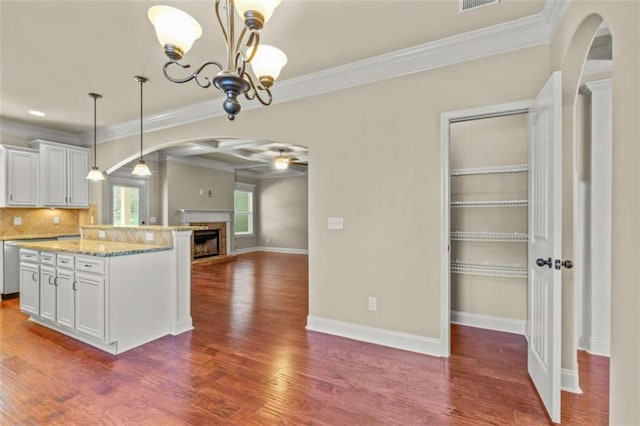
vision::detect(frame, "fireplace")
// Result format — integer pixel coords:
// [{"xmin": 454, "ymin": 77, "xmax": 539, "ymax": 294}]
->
[
  {"xmin": 193, "ymin": 229, "xmax": 220, "ymax": 259},
  {"xmin": 177, "ymin": 210, "xmax": 235, "ymax": 265}
]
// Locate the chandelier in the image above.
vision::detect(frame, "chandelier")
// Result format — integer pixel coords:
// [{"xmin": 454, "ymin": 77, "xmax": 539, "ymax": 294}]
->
[{"xmin": 148, "ymin": 1, "xmax": 287, "ymax": 121}]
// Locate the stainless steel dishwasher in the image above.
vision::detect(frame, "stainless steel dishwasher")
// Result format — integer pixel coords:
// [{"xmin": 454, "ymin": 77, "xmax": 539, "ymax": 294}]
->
[{"xmin": 3, "ymin": 238, "xmax": 57, "ymax": 295}]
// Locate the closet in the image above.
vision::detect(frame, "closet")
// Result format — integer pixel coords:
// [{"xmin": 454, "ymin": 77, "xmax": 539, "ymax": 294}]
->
[{"xmin": 449, "ymin": 113, "xmax": 529, "ymax": 330}]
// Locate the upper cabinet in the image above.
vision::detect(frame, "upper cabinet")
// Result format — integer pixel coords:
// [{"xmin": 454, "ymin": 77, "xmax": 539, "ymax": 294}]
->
[
  {"xmin": 0, "ymin": 145, "xmax": 39, "ymax": 207},
  {"xmin": 30, "ymin": 140, "xmax": 89, "ymax": 207}
]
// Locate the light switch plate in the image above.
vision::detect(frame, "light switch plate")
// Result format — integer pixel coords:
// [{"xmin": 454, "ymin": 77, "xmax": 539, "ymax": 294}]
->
[
  {"xmin": 149, "ymin": 216, "xmax": 157, "ymax": 224},
  {"xmin": 98, "ymin": 230, "xmax": 106, "ymax": 238},
  {"xmin": 53, "ymin": 216, "xmax": 60, "ymax": 224},
  {"xmin": 13, "ymin": 217, "xmax": 22, "ymax": 226},
  {"xmin": 145, "ymin": 232, "xmax": 154, "ymax": 242},
  {"xmin": 328, "ymin": 216, "xmax": 344, "ymax": 230}
]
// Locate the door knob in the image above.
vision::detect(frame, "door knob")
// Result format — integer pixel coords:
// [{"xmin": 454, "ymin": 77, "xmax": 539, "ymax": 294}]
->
[
  {"xmin": 562, "ymin": 260, "xmax": 574, "ymax": 269},
  {"xmin": 536, "ymin": 257, "xmax": 552, "ymax": 268}
]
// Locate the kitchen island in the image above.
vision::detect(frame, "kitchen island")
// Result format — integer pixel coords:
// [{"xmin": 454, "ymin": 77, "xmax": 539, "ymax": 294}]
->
[{"xmin": 16, "ymin": 226, "xmax": 196, "ymax": 355}]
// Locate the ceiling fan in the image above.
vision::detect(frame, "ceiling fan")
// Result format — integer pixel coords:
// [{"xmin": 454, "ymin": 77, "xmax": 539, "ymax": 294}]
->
[{"xmin": 273, "ymin": 149, "xmax": 307, "ymax": 171}]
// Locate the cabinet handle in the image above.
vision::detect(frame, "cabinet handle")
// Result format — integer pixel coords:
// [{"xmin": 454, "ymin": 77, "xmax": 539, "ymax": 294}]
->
[
  {"xmin": 32, "ymin": 272, "xmax": 37, "ymax": 281},
  {"xmin": 48, "ymin": 276, "xmax": 53, "ymax": 286},
  {"xmin": 84, "ymin": 264, "xmax": 92, "ymax": 268},
  {"xmin": 72, "ymin": 281, "xmax": 77, "ymax": 291},
  {"xmin": 54, "ymin": 277, "xmax": 59, "ymax": 287},
  {"xmin": 10, "ymin": 194, "xmax": 13, "ymax": 201}
]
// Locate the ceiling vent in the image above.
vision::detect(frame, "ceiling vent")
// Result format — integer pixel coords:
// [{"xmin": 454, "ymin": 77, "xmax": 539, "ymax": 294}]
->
[{"xmin": 460, "ymin": 0, "xmax": 499, "ymax": 13}]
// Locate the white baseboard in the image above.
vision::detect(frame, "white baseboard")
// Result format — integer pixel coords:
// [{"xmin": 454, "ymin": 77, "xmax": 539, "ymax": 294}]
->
[
  {"xmin": 235, "ymin": 246, "xmax": 309, "ymax": 255},
  {"xmin": 306, "ymin": 315, "xmax": 443, "ymax": 357},
  {"xmin": 561, "ymin": 368, "xmax": 583, "ymax": 394},
  {"xmin": 588, "ymin": 338, "xmax": 610, "ymax": 357},
  {"xmin": 451, "ymin": 311, "xmax": 526, "ymax": 335}
]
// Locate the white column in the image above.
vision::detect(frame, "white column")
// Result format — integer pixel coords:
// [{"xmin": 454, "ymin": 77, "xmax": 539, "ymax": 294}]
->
[
  {"xmin": 584, "ymin": 79, "xmax": 612, "ymax": 356},
  {"xmin": 170, "ymin": 230, "xmax": 194, "ymax": 335}
]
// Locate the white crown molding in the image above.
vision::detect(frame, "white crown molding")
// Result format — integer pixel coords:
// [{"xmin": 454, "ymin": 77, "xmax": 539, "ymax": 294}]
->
[
  {"xmin": 306, "ymin": 315, "xmax": 444, "ymax": 357},
  {"xmin": 451, "ymin": 311, "xmax": 526, "ymax": 335},
  {"xmin": 583, "ymin": 78, "xmax": 612, "ymax": 93},
  {"xmin": 582, "ymin": 60, "xmax": 612, "ymax": 77},
  {"xmin": 0, "ymin": 118, "xmax": 82, "ymax": 146},
  {"xmin": 84, "ymin": 0, "xmax": 568, "ymax": 145}
]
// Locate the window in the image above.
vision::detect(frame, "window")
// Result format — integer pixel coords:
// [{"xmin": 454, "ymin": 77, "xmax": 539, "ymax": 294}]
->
[
  {"xmin": 108, "ymin": 175, "xmax": 148, "ymax": 226},
  {"xmin": 234, "ymin": 183, "xmax": 255, "ymax": 235}
]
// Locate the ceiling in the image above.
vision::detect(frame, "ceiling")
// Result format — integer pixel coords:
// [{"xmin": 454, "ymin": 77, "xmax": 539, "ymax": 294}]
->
[{"xmin": 1, "ymin": 0, "xmax": 546, "ymax": 174}]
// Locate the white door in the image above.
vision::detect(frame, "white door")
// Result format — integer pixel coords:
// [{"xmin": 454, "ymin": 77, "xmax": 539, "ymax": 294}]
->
[
  {"xmin": 39, "ymin": 265, "xmax": 57, "ymax": 322},
  {"xmin": 41, "ymin": 144, "xmax": 67, "ymax": 206},
  {"xmin": 19, "ymin": 262, "xmax": 40, "ymax": 315},
  {"xmin": 67, "ymin": 148, "xmax": 89, "ymax": 207},
  {"xmin": 56, "ymin": 269, "xmax": 75, "ymax": 329},
  {"xmin": 75, "ymin": 272, "xmax": 105, "ymax": 341},
  {"xmin": 8, "ymin": 150, "xmax": 37, "ymax": 206},
  {"xmin": 528, "ymin": 71, "xmax": 563, "ymax": 423}
]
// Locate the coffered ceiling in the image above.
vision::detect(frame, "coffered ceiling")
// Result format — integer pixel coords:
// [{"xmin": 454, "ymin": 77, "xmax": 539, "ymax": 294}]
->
[{"xmin": 0, "ymin": 0, "xmax": 545, "ymax": 174}]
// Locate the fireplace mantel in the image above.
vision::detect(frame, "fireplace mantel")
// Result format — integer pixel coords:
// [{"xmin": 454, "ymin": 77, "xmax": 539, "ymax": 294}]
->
[{"xmin": 177, "ymin": 209, "xmax": 233, "ymax": 255}]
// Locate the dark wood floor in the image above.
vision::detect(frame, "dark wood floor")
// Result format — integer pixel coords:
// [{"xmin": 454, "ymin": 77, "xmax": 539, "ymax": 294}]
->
[{"xmin": 1, "ymin": 252, "xmax": 609, "ymax": 424}]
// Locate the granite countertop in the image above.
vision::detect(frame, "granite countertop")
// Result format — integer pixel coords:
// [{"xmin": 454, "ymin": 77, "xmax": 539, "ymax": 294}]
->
[
  {"xmin": 16, "ymin": 239, "xmax": 172, "ymax": 257},
  {"xmin": 80, "ymin": 225, "xmax": 204, "ymax": 231},
  {"xmin": 0, "ymin": 233, "xmax": 80, "ymax": 241}
]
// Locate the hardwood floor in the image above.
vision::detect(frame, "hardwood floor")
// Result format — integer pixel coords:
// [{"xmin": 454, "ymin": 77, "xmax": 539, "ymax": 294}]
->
[{"xmin": 1, "ymin": 252, "xmax": 609, "ymax": 424}]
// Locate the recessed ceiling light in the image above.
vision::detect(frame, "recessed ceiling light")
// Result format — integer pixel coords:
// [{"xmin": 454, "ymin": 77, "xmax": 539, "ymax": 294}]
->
[{"xmin": 28, "ymin": 110, "xmax": 46, "ymax": 117}]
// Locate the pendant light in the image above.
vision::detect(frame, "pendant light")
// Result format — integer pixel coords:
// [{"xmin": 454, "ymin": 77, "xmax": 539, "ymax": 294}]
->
[
  {"xmin": 86, "ymin": 93, "xmax": 105, "ymax": 181},
  {"xmin": 132, "ymin": 76, "xmax": 152, "ymax": 176}
]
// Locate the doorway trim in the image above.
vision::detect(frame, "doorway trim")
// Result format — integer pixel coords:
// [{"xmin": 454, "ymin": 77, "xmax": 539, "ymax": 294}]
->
[{"xmin": 440, "ymin": 99, "xmax": 534, "ymax": 357}]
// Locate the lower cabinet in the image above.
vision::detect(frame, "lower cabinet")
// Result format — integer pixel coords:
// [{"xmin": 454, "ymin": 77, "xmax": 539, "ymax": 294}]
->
[
  {"xmin": 74, "ymin": 272, "xmax": 105, "ymax": 341},
  {"xmin": 19, "ymin": 261, "xmax": 39, "ymax": 315},
  {"xmin": 20, "ymin": 250, "xmax": 106, "ymax": 343}
]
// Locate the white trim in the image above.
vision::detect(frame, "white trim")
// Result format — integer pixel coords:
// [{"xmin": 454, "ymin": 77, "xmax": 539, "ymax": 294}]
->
[
  {"xmin": 306, "ymin": 315, "xmax": 443, "ymax": 357},
  {"xmin": 257, "ymin": 246, "xmax": 308, "ymax": 255},
  {"xmin": 440, "ymin": 99, "xmax": 535, "ymax": 358},
  {"xmin": 561, "ymin": 368, "xmax": 583, "ymax": 394},
  {"xmin": 451, "ymin": 311, "xmax": 526, "ymax": 335},
  {"xmin": 85, "ymin": 1, "xmax": 568, "ymax": 145},
  {"xmin": 0, "ymin": 118, "xmax": 82, "ymax": 146},
  {"xmin": 587, "ymin": 338, "xmax": 610, "ymax": 357},
  {"xmin": 582, "ymin": 60, "xmax": 612, "ymax": 76}
]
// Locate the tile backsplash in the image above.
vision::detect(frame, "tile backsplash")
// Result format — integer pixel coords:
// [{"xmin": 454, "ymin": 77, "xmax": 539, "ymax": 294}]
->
[{"xmin": 0, "ymin": 207, "xmax": 95, "ymax": 237}]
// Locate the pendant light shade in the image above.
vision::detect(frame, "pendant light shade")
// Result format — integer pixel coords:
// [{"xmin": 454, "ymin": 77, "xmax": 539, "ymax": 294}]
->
[
  {"xmin": 132, "ymin": 76, "xmax": 152, "ymax": 177},
  {"xmin": 86, "ymin": 93, "xmax": 105, "ymax": 181}
]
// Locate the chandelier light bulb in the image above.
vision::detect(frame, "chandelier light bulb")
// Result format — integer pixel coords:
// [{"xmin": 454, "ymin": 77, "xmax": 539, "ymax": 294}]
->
[
  {"xmin": 148, "ymin": 5, "xmax": 202, "ymax": 59},
  {"xmin": 235, "ymin": 0, "xmax": 281, "ymax": 25},
  {"xmin": 274, "ymin": 150, "xmax": 289, "ymax": 170},
  {"xmin": 250, "ymin": 44, "xmax": 287, "ymax": 84}
]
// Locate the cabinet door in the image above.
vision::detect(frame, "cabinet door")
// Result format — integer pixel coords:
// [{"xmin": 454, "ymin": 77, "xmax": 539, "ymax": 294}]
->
[
  {"xmin": 40, "ymin": 144, "xmax": 67, "ymax": 206},
  {"xmin": 56, "ymin": 269, "xmax": 75, "ymax": 329},
  {"xmin": 8, "ymin": 150, "xmax": 37, "ymax": 206},
  {"xmin": 39, "ymin": 266, "xmax": 57, "ymax": 321},
  {"xmin": 19, "ymin": 262, "xmax": 39, "ymax": 315},
  {"xmin": 66, "ymin": 148, "xmax": 89, "ymax": 207},
  {"xmin": 75, "ymin": 272, "xmax": 105, "ymax": 341}
]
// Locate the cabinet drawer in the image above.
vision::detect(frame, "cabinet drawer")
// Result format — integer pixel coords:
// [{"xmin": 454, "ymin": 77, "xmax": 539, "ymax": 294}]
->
[
  {"xmin": 75, "ymin": 256, "xmax": 104, "ymax": 275},
  {"xmin": 40, "ymin": 251, "xmax": 56, "ymax": 266},
  {"xmin": 20, "ymin": 249, "xmax": 39, "ymax": 262},
  {"xmin": 57, "ymin": 254, "xmax": 74, "ymax": 269}
]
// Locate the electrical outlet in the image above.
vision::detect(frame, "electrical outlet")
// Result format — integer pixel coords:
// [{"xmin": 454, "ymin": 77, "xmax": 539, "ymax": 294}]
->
[
  {"xmin": 53, "ymin": 216, "xmax": 60, "ymax": 224},
  {"xmin": 149, "ymin": 216, "xmax": 157, "ymax": 224},
  {"xmin": 98, "ymin": 230, "xmax": 106, "ymax": 238},
  {"xmin": 13, "ymin": 217, "xmax": 22, "ymax": 226},
  {"xmin": 368, "ymin": 296, "xmax": 377, "ymax": 311},
  {"xmin": 145, "ymin": 232, "xmax": 154, "ymax": 242}
]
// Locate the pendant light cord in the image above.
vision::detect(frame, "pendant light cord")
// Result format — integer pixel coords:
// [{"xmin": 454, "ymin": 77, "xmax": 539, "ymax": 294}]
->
[
  {"xmin": 139, "ymin": 78, "xmax": 144, "ymax": 162},
  {"xmin": 93, "ymin": 95, "xmax": 98, "ymax": 166}
]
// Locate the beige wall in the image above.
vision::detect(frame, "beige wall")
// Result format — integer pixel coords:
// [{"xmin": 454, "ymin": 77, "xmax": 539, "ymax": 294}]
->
[
  {"xmin": 450, "ymin": 114, "xmax": 528, "ymax": 320},
  {"xmin": 164, "ymin": 160, "xmax": 234, "ymax": 225},
  {"xmin": 258, "ymin": 176, "xmax": 308, "ymax": 250},
  {"xmin": 96, "ymin": 43, "xmax": 550, "ymax": 339}
]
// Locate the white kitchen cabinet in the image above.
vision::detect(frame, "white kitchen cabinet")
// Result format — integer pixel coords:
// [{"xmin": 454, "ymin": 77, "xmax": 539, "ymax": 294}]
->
[
  {"xmin": 75, "ymin": 271, "xmax": 105, "ymax": 341},
  {"xmin": 34, "ymin": 141, "xmax": 89, "ymax": 207},
  {"xmin": 0, "ymin": 146, "xmax": 39, "ymax": 207},
  {"xmin": 19, "ymin": 261, "xmax": 39, "ymax": 315},
  {"xmin": 56, "ymin": 255, "xmax": 75, "ymax": 329},
  {"xmin": 40, "ymin": 264, "xmax": 57, "ymax": 322}
]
